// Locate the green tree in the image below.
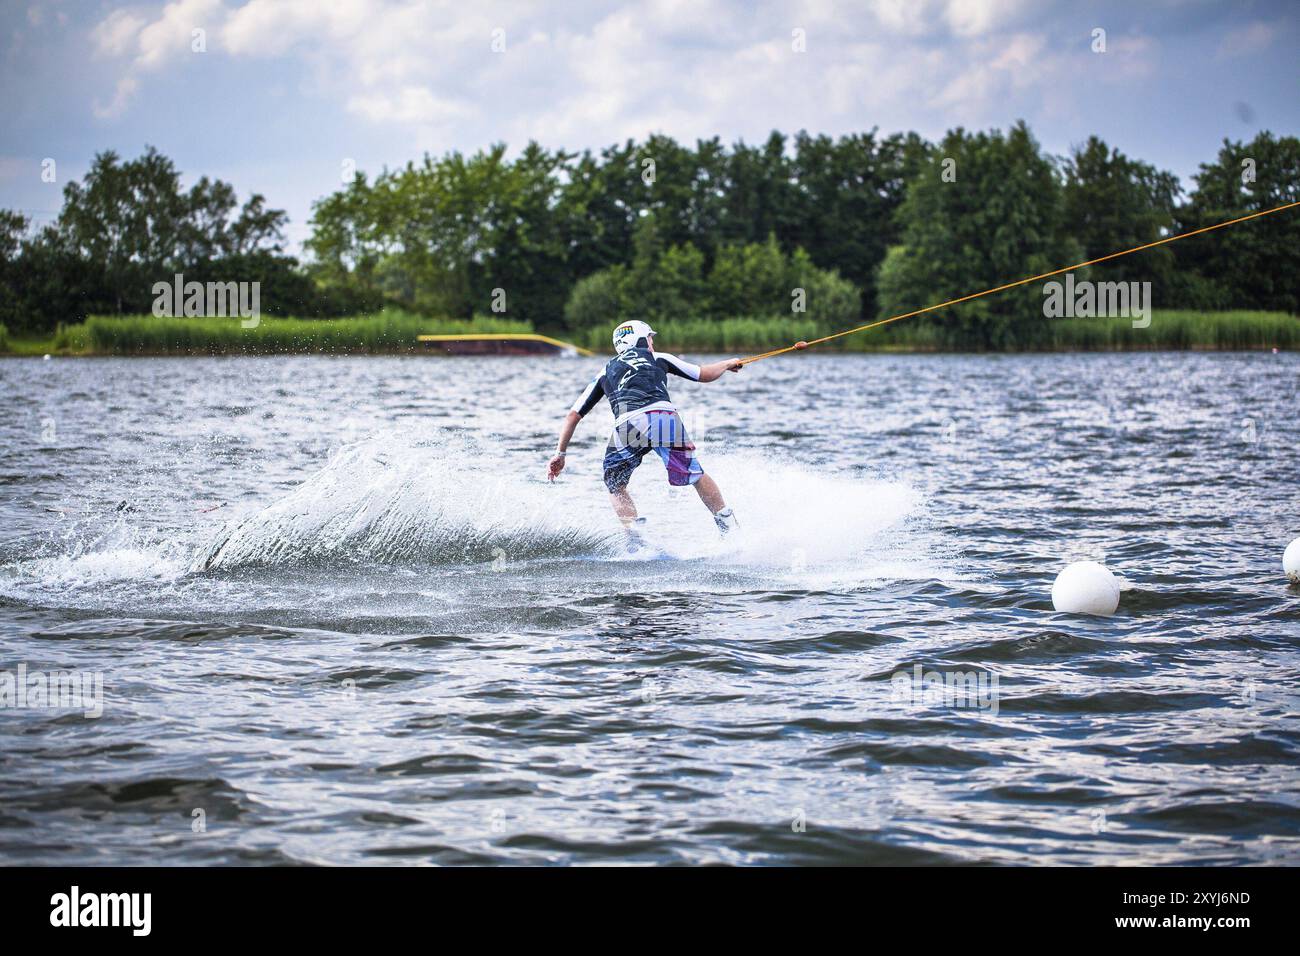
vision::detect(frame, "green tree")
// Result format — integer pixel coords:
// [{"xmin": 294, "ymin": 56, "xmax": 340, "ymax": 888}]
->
[
  {"xmin": 788, "ymin": 129, "xmax": 930, "ymax": 316},
  {"xmin": 786, "ymin": 247, "xmax": 860, "ymax": 327},
  {"xmin": 54, "ymin": 147, "xmax": 288, "ymax": 313},
  {"xmin": 5, "ymin": 147, "xmax": 302, "ymax": 331},
  {"xmin": 735, "ymin": 233, "xmax": 787, "ymax": 314},
  {"xmin": 1062, "ymin": 135, "xmax": 1181, "ymax": 290},
  {"xmin": 481, "ymin": 142, "xmax": 572, "ymax": 324},
  {"xmin": 309, "ymin": 142, "xmax": 575, "ymax": 322},
  {"xmin": 0, "ymin": 210, "xmax": 28, "ymax": 329},
  {"xmin": 603, "ymin": 213, "xmax": 706, "ymax": 323},
  {"xmin": 721, "ymin": 132, "xmax": 800, "ymax": 248},
  {"xmin": 56, "ymin": 148, "xmax": 181, "ymax": 311},
  {"xmin": 1174, "ymin": 131, "xmax": 1300, "ymax": 313},
  {"xmin": 305, "ymin": 172, "xmax": 388, "ymax": 305},
  {"xmin": 564, "ymin": 222, "xmax": 859, "ymax": 330},
  {"xmin": 877, "ymin": 122, "xmax": 1082, "ymax": 348},
  {"xmin": 564, "ymin": 265, "xmax": 630, "ymax": 329}
]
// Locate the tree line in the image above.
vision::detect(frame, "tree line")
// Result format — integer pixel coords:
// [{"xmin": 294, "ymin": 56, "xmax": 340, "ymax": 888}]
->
[{"xmin": 1, "ymin": 125, "xmax": 1296, "ymax": 344}]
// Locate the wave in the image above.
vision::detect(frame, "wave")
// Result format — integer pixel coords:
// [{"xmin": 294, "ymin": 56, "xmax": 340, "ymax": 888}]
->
[
  {"xmin": 1, "ymin": 434, "xmax": 938, "ymax": 601},
  {"xmin": 0, "ymin": 518, "xmax": 189, "ymax": 594},
  {"xmin": 192, "ymin": 436, "xmax": 933, "ymax": 579},
  {"xmin": 193, "ymin": 437, "xmax": 621, "ymax": 571}
]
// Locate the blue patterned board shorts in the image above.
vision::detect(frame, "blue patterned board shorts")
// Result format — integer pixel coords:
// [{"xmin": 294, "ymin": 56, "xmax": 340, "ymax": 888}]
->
[{"xmin": 602, "ymin": 408, "xmax": 704, "ymax": 493}]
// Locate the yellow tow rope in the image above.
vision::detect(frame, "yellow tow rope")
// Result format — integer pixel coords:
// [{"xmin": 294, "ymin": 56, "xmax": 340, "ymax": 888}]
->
[{"xmin": 738, "ymin": 199, "xmax": 1300, "ymax": 365}]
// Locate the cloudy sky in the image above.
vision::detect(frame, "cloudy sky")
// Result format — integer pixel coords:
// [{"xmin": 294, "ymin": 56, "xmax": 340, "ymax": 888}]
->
[{"xmin": 2, "ymin": 0, "xmax": 1296, "ymax": 250}]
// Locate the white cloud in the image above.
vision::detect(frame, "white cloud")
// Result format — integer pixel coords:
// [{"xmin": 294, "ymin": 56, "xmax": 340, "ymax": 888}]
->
[
  {"xmin": 866, "ymin": 0, "xmax": 1037, "ymax": 39},
  {"xmin": 136, "ymin": 0, "xmax": 223, "ymax": 68},
  {"xmin": 91, "ymin": 0, "xmax": 226, "ymax": 116},
  {"xmin": 222, "ymin": 0, "xmax": 381, "ymax": 57},
  {"xmin": 1216, "ymin": 20, "xmax": 1274, "ymax": 59},
  {"xmin": 932, "ymin": 32, "xmax": 1049, "ymax": 115},
  {"xmin": 89, "ymin": 0, "xmax": 1031, "ymax": 132},
  {"xmin": 347, "ymin": 86, "xmax": 469, "ymax": 125},
  {"xmin": 92, "ymin": 9, "xmax": 149, "ymax": 57},
  {"xmin": 80, "ymin": 0, "xmax": 1148, "ymax": 150},
  {"xmin": 866, "ymin": 0, "xmax": 935, "ymax": 37},
  {"xmin": 95, "ymin": 75, "xmax": 140, "ymax": 120},
  {"xmin": 944, "ymin": 0, "xmax": 1036, "ymax": 38}
]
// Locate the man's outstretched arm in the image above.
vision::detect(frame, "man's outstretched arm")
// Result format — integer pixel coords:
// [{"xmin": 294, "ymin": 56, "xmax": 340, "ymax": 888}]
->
[
  {"xmin": 656, "ymin": 353, "xmax": 742, "ymax": 383},
  {"xmin": 550, "ymin": 376, "xmax": 605, "ymax": 481},
  {"xmin": 696, "ymin": 358, "xmax": 744, "ymax": 382},
  {"xmin": 547, "ymin": 411, "xmax": 581, "ymax": 481}
]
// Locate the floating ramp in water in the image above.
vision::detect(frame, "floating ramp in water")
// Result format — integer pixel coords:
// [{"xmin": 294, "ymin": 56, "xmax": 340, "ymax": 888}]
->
[{"xmin": 416, "ymin": 333, "xmax": 592, "ymax": 356}]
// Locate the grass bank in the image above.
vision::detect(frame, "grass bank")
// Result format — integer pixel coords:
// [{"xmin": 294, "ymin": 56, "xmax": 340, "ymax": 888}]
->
[
  {"xmin": 2, "ymin": 311, "xmax": 532, "ymax": 356},
  {"xmin": 578, "ymin": 310, "xmax": 1300, "ymax": 354},
  {"xmin": 1040, "ymin": 310, "xmax": 1300, "ymax": 351},
  {"xmin": 3, "ymin": 310, "xmax": 1296, "ymax": 356},
  {"xmin": 1, "ymin": 322, "xmax": 90, "ymax": 356}
]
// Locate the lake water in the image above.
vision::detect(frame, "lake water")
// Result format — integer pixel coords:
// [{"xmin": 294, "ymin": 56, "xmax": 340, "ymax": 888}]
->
[{"xmin": 1, "ymin": 351, "xmax": 1297, "ymax": 864}]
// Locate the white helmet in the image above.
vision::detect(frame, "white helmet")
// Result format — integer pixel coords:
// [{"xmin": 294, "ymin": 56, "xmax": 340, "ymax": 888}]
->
[{"xmin": 612, "ymin": 320, "xmax": 656, "ymax": 353}]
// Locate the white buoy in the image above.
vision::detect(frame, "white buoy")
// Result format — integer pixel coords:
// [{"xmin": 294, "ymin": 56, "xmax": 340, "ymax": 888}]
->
[
  {"xmin": 1051, "ymin": 561, "xmax": 1120, "ymax": 616},
  {"xmin": 1285, "ymin": 538, "xmax": 1300, "ymax": 584}
]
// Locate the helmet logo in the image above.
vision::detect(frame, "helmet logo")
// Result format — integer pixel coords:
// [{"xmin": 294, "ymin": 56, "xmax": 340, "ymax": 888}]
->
[{"xmin": 612, "ymin": 320, "xmax": 655, "ymax": 352}]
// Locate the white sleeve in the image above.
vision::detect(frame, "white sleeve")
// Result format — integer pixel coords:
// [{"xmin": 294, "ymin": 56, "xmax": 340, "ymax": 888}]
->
[
  {"xmin": 569, "ymin": 378, "xmax": 605, "ymax": 416},
  {"xmin": 655, "ymin": 352, "xmax": 701, "ymax": 381}
]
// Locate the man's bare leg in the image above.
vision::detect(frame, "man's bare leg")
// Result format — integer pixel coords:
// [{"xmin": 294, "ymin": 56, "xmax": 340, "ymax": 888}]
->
[
  {"xmin": 693, "ymin": 474, "xmax": 726, "ymax": 514},
  {"xmin": 693, "ymin": 474, "xmax": 737, "ymax": 534},
  {"xmin": 609, "ymin": 488, "xmax": 638, "ymax": 527},
  {"xmin": 611, "ymin": 487, "xmax": 650, "ymax": 551}
]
